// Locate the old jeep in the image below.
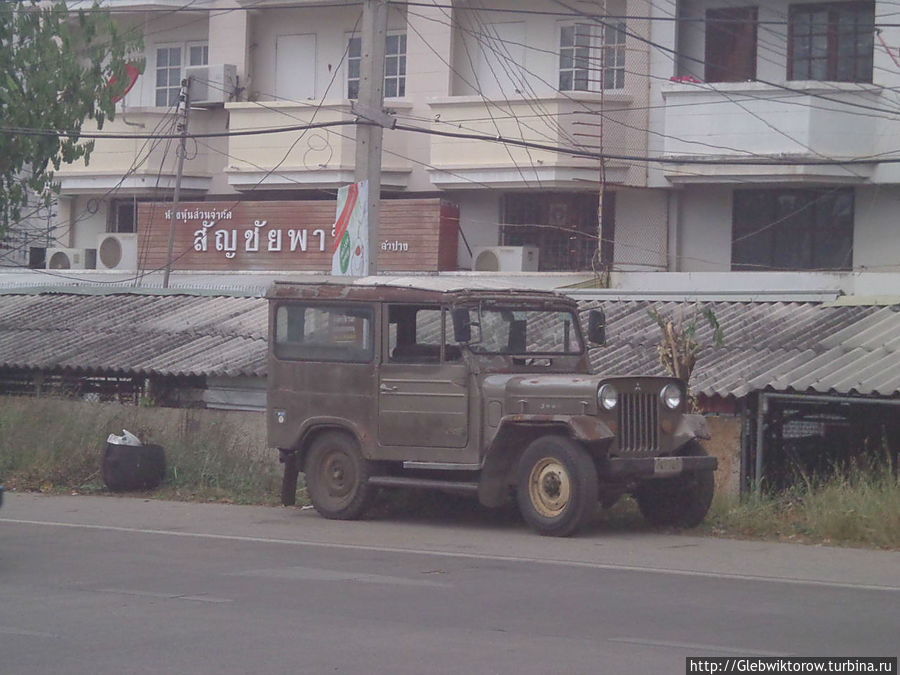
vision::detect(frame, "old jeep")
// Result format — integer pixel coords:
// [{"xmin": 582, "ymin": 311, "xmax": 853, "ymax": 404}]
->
[{"xmin": 268, "ymin": 280, "xmax": 716, "ymax": 536}]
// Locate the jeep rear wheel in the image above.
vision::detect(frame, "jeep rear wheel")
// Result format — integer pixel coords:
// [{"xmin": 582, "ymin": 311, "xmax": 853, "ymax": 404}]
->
[
  {"xmin": 305, "ymin": 431, "xmax": 374, "ymax": 520},
  {"xmin": 516, "ymin": 435, "xmax": 598, "ymax": 537},
  {"xmin": 634, "ymin": 441, "xmax": 714, "ymax": 528}
]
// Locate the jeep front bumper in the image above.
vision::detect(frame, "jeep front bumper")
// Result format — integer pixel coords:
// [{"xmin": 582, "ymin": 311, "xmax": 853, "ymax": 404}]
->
[{"xmin": 602, "ymin": 455, "xmax": 718, "ymax": 479}]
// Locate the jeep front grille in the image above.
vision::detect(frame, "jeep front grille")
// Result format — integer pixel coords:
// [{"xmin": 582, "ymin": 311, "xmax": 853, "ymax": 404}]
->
[{"xmin": 618, "ymin": 393, "xmax": 659, "ymax": 453}]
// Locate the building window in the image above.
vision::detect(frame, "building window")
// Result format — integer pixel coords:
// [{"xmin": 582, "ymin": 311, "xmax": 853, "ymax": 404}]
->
[
  {"xmin": 347, "ymin": 33, "xmax": 406, "ymax": 99},
  {"xmin": 109, "ymin": 201, "xmax": 136, "ymax": 234},
  {"xmin": 155, "ymin": 42, "xmax": 208, "ymax": 107},
  {"xmin": 732, "ymin": 188, "xmax": 854, "ymax": 271},
  {"xmin": 706, "ymin": 7, "xmax": 758, "ymax": 82},
  {"xmin": 155, "ymin": 46, "xmax": 181, "ymax": 107},
  {"xmin": 602, "ymin": 19, "xmax": 626, "ymax": 89},
  {"xmin": 788, "ymin": 2, "xmax": 874, "ymax": 82},
  {"xmin": 501, "ymin": 192, "xmax": 612, "ymax": 272},
  {"xmin": 188, "ymin": 43, "xmax": 208, "ymax": 67},
  {"xmin": 559, "ymin": 16, "xmax": 626, "ymax": 91},
  {"xmin": 559, "ymin": 24, "xmax": 592, "ymax": 91}
]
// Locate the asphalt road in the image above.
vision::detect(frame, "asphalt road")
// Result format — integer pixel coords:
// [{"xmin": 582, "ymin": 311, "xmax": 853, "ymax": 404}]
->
[{"xmin": 2, "ymin": 493, "xmax": 898, "ymax": 675}]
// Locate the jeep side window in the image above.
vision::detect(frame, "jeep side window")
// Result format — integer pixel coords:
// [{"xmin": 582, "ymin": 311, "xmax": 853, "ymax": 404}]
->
[
  {"xmin": 274, "ymin": 303, "xmax": 373, "ymax": 362},
  {"xmin": 388, "ymin": 305, "xmax": 462, "ymax": 363}
]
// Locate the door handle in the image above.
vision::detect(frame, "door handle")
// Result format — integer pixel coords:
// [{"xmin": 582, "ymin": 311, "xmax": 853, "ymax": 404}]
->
[{"xmin": 380, "ymin": 384, "xmax": 398, "ymax": 393}]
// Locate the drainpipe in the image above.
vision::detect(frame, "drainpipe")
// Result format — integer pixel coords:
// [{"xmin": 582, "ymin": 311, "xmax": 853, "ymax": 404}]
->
[
  {"xmin": 667, "ymin": 190, "xmax": 679, "ymax": 272},
  {"xmin": 755, "ymin": 392, "xmax": 767, "ymax": 495}
]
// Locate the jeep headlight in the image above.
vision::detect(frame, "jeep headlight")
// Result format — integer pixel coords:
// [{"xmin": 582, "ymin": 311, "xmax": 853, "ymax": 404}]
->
[
  {"xmin": 660, "ymin": 383, "xmax": 683, "ymax": 410},
  {"xmin": 598, "ymin": 383, "xmax": 618, "ymax": 411}
]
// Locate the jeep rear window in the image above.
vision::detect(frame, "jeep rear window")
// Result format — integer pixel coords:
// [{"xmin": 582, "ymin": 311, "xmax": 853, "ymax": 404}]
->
[
  {"xmin": 468, "ymin": 309, "xmax": 584, "ymax": 355},
  {"xmin": 274, "ymin": 303, "xmax": 373, "ymax": 362}
]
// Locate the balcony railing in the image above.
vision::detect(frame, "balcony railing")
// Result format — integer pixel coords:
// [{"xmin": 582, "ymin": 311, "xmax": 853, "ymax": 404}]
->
[
  {"xmin": 55, "ymin": 108, "xmax": 213, "ymax": 195},
  {"xmin": 661, "ymin": 81, "xmax": 884, "ymax": 182},
  {"xmin": 225, "ymin": 101, "xmax": 411, "ymax": 191},
  {"xmin": 426, "ymin": 93, "xmax": 644, "ymax": 188}
]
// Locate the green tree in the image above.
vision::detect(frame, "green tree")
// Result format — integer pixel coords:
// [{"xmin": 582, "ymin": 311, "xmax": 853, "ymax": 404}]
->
[{"xmin": 0, "ymin": 1, "xmax": 142, "ymax": 236}]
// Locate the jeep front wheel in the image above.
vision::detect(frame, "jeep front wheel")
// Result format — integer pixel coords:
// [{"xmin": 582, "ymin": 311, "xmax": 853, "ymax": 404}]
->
[
  {"xmin": 633, "ymin": 441, "xmax": 715, "ymax": 528},
  {"xmin": 305, "ymin": 431, "xmax": 374, "ymax": 520},
  {"xmin": 516, "ymin": 435, "xmax": 598, "ymax": 537}
]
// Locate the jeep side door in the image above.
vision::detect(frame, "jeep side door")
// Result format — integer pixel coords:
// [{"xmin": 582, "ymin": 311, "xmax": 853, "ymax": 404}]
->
[
  {"xmin": 377, "ymin": 304, "xmax": 474, "ymax": 461},
  {"xmin": 269, "ymin": 301, "xmax": 377, "ymax": 451}
]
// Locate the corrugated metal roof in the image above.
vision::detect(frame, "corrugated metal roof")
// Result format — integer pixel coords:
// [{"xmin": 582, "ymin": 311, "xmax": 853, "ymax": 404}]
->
[
  {"xmin": 1, "ymin": 290, "xmax": 898, "ymax": 397},
  {"xmin": 0, "ymin": 292, "xmax": 267, "ymax": 377},
  {"xmin": 582, "ymin": 300, "xmax": 900, "ymax": 398}
]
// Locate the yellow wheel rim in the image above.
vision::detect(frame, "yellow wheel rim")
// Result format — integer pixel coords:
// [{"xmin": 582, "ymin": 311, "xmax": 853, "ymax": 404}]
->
[{"xmin": 528, "ymin": 457, "xmax": 571, "ymax": 518}]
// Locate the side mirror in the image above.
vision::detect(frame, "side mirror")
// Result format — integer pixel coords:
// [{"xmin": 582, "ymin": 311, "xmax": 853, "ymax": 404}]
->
[
  {"xmin": 451, "ymin": 308, "xmax": 472, "ymax": 343},
  {"xmin": 588, "ymin": 309, "xmax": 606, "ymax": 346}
]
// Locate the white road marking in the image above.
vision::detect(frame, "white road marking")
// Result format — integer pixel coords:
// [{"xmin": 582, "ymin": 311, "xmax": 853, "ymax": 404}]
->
[
  {"xmin": 4, "ymin": 517, "xmax": 899, "ymax": 594},
  {"xmin": 93, "ymin": 588, "xmax": 233, "ymax": 603},
  {"xmin": 228, "ymin": 566, "xmax": 450, "ymax": 587},
  {"xmin": 0, "ymin": 626, "xmax": 57, "ymax": 638},
  {"xmin": 608, "ymin": 637, "xmax": 791, "ymax": 657}
]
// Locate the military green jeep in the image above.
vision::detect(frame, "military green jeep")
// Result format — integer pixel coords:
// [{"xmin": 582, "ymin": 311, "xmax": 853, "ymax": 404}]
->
[{"xmin": 268, "ymin": 280, "xmax": 716, "ymax": 536}]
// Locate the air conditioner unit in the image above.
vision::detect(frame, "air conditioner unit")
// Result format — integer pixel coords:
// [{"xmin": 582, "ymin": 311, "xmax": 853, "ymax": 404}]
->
[
  {"xmin": 96, "ymin": 233, "xmax": 138, "ymax": 270},
  {"xmin": 185, "ymin": 64, "xmax": 237, "ymax": 106},
  {"xmin": 472, "ymin": 245, "xmax": 540, "ymax": 272},
  {"xmin": 45, "ymin": 248, "xmax": 97, "ymax": 270}
]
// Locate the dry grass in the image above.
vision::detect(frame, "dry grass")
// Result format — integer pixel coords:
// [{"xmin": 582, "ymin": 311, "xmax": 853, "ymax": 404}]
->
[
  {"xmin": 3, "ymin": 396, "xmax": 897, "ymax": 548},
  {"xmin": 701, "ymin": 460, "xmax": 900, "ymax": 550},
  {"xmin": 0, "ymin": 396, "xmax": 283, "ymax": 504}
]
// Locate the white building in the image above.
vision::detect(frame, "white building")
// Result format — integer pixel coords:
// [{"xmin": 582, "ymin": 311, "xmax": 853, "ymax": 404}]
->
[{"xmin": 45, "ymin": 0, "xmax": 900, "ymax": 296}]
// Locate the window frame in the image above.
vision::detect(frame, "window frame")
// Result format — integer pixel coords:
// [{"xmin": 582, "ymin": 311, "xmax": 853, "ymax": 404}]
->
[
  {"xmin": 386, "ymin": 304, "xmax": 461, "ymax": 363},
  {"xmin": 155, "ymin": 43, "xmax": 183, "ymax": 108},
  {"xmin": 273, "ymin": 303, "xmax": 375, "ymax": 363},
  {"xmin": 558, "ymin": 23, "xmax": 594, "ymax": 92},
  {"xmin": 108, "ymin": 200, "xmax": 137, "ymax": 234},
  {"xmin": 462, "ymin": 306, "xmax": 586, "ymax": 356},
  {"xmin": 346, "ymin": 32, "xmax": 407, "ymax": 99},
  {"xmin": 154, "ymin": 41, "xmax": 209, "ymax": 108},
  {"xmin": 187, "ymin": 41, "xmax": 209, "ymax": 68},
  {"xmin": 705, "ymin": 6, "xmax": 758, "ymax": 83},
  {"xmin": 501, "ymin": 191, "xmax": 610, "ymax": 272},
  {"xmin": 788, "ymin": 1, "xmax": 874, "ymax": 82},
  {"xmin": 731, "ymin": 187, "xmax": 855, "ymax": 271},
  {"xmin": 558, "ymin": 16, "xmax": 626, "ymax": 92}
]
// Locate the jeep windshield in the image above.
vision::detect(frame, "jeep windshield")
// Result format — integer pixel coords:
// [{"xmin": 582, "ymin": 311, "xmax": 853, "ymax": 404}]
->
[{"xmin": 466, "ymin": 307, "xmax": 584, "ymax": 355}]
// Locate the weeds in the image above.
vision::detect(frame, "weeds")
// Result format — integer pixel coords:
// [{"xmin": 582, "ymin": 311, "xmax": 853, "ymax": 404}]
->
[
  {"xmin": 703, "ymin": 459, "xmax": 900, "ymax": 549},
  {"xmin": 2, "ymin": 396, "xmax": 897, "ymax": 549},
  {"xmin": 0, "ymin": 396, "xmax": 282, "ymax": 504}
]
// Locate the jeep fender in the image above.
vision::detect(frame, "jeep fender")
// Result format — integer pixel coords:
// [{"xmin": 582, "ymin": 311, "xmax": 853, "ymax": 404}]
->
[
  {"xmin": 672, "ymin": 413, "xmax": 711, "ymax": 451},
  {"xmin": 477, "ymin": 415, "xmax": 614, "ymax": 508},
  {"xmin": 286, "ymin": 417, "xmax": 370, "ymax": 462}
]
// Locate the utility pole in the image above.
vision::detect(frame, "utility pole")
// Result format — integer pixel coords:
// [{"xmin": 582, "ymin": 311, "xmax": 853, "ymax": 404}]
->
[
  {"xmin": 353, "ymin": 0, "xmax": 389, "ymax": 277},
  {"xmin": 163, "ymin": 78, "xmax": 190, "ymax": 289}
]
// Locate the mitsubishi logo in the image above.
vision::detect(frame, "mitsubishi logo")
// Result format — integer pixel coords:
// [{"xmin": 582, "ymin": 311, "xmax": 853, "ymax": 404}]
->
[{"xmin": 634, "ymin": 383, "xmax": 642, "ymax": 392}]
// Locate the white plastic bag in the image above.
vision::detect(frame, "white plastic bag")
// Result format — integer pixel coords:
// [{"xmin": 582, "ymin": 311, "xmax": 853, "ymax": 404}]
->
[{"xmin": 106, "ymin": 429, "xmax": 142, "ymax": 446}]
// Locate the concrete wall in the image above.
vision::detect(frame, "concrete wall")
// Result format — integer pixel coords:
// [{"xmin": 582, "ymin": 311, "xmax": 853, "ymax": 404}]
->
[
  {"xmin": 613, "ymin": 187, "xmax": 669, "ymax": 271},
  {"xmin": 705, "ymin": 415, "xmax": 742, "ymax": 502},
  {"xmin": 456, "ymin": 190, "xmax": 503, "ymax": 269},
  {"xmin": 675, "ymin": 185, "xmax": 733, "ymax": 272},
  {"xmin": 854, "ymin": 186, "xmax": 900, "ymax": 273}
]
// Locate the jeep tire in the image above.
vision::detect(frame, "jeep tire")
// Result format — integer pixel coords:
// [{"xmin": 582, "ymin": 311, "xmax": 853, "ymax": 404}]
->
[
  {"xmin": 305, "ymin": 431, "xmax": 375, "ymax": 520},
  {"xmin": 516, "ymin": 435, "xmax": 599, "ymax": 537},
  {"xmin": 633, "ymin": 440, "xmax": 715, "ymax": 528}
]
